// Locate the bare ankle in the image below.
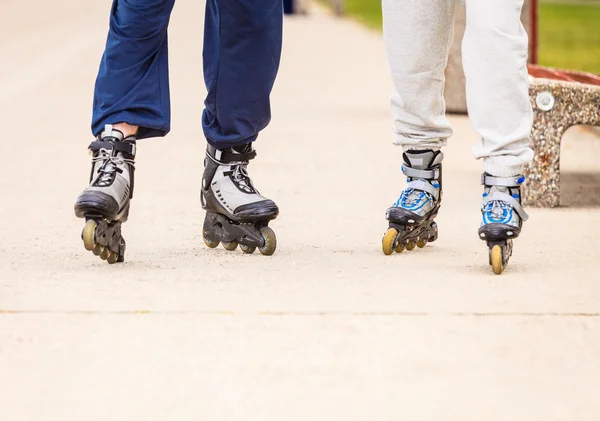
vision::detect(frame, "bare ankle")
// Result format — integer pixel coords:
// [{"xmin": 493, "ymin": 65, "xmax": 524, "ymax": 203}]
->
[{"xmin": 113, "ymin": 123, "xmax": 139, "ymax": 138}]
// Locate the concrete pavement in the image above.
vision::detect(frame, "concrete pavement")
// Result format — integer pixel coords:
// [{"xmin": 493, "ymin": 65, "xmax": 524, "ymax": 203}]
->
[{"xmin": 1, "ymin": 1, "xmax": 600, "ymax": 420}]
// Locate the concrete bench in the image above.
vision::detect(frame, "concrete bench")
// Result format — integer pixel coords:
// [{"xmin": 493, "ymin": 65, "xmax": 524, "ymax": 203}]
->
[{"xmin": 523, "ymin": 65, "xmax": 600, "ymax": 207}]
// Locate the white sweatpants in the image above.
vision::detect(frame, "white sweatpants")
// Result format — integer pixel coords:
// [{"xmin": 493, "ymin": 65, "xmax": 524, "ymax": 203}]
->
[{"xmin": 382, "ymin": 0, "xmax": 534, "ymax": 177}]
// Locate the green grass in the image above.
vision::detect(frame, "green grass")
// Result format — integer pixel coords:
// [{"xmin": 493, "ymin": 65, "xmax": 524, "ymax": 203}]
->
[
  {"xmin": 337, "ymin": 0, "xmax": 382, "ymax": 29},
  {"xmin": 538, "ymin": 3, "xmax": 600, "ymax": 73},
  {"xmin": 325, "ymin": 0, "xmax": 600, "ymax": 74}
]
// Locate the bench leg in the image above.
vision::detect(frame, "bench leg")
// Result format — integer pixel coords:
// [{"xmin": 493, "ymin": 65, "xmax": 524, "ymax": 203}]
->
[
  {"xmin": 523, "ymin": 104, "xmax": 565, "ymax": 208},
  {"xmin": 524, "ymin": 82, "xmax": 600, "ymax": 207}
]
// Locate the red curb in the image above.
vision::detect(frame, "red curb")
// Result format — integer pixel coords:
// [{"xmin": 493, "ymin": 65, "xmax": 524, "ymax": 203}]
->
[{"xmin": 528, "ymin": 64, "xmax": 600, "ymax": 86}]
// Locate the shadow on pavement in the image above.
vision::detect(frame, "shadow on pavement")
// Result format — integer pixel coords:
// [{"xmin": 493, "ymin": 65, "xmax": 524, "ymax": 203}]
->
[{"xmin": 561, "ymin": 171, "xmax": 600, "ymax": 208}]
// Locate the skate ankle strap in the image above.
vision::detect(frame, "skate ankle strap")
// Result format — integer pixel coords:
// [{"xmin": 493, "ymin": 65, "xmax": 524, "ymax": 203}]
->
[
  {"xmin": 212, "ymin": 149, "xmax": 256, "ymax": 163},
  {"xmin": 483, "ymin": 191, "xmax": 529, "ymax": 222},
  {"xmin": 402, "ymin": 165, "xmax": 440, "ymax": 180},
  {"xmin": 481, "ymin": 174, "xmax": 525, "ymax": 188},
  {"xmin": 89, "ymin": 139, "xmax": 136, "ymax": 158},
  {"xmin": 406, "ymin": 179, "xmax": 440, "ymax": 201}
]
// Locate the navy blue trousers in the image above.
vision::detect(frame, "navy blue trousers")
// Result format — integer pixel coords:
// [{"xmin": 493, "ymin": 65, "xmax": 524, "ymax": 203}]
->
[{"xmin": 92, "ymin": 0, "xmax": 283, "ymax": 148}]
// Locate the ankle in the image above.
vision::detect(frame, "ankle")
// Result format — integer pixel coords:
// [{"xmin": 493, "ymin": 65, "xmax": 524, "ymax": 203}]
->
[{"xmin": 112, "ymin": 123, "xmax": 138, "ymax": 138}]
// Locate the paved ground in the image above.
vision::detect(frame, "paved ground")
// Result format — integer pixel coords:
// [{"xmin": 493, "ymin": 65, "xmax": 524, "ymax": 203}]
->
[{"xmin": 1, "ymin": 1, "xmax": 600, "ymax": 420}]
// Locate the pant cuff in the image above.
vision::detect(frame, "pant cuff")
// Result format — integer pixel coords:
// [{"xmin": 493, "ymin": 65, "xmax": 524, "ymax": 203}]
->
[
  {"xmin": 400, "ymin": 145, "xmax": 444, "ymax": 152},
  {"xmin": 483, "ymin": 160, "xmax": 524, "ymax": 177},
  {"xmin": 393, "ymin": 134, "xmax": 447, "ymax": 152},
  {"xmin": 93, "ymin": 111, "xmax": 170, "ymax": 140}
]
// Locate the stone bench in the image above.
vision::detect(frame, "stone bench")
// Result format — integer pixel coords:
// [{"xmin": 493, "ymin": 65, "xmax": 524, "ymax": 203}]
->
[{"xmin": 523, "ymin": 65, "xmax": 600, "ymax": 207}]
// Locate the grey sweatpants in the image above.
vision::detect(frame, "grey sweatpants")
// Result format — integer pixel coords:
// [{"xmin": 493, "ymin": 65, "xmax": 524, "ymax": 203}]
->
[{"xmin": 382, "ymin": 0, "xmax": 534, "ymax": 177}]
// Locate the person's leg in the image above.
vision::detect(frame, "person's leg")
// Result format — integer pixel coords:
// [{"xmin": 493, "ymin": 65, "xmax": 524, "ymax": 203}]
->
[
  {"xmin": 202, "ymin": 0, "xmax": 283, "ymax": 149},
  {"xmin": 200, "ymin": 0, "xmax": 283, "ymax": 256},
  {"xmin": 382, "ymin": 0, "xmax": 455, "ymax": 150},
  {"xmin": 462, "ymin": 0, "xmax": 533, "ymax": 273},
  {"xmin": 381, "ymin": 0, "xmax": 456, "ymax": 256},
  {"xmin": 463, "ymin": 0, "xmax": 533, "ymax": 176},
  {"xmin": 92, "ymin": 0, "xmax": 176, "ymax": 140},
  {"xmin": 76, "ymin": 0, "xmax": 175, "ymax": 264}
]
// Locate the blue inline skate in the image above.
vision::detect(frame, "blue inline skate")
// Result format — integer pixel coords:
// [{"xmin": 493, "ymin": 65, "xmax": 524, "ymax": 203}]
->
[
  {"xmin": 382, "ymin": 150, "xmax": 443, "ymax": 255},
  {"xmin": 478, "ymin": 173, "xmax": 529, "ymax": 274}
]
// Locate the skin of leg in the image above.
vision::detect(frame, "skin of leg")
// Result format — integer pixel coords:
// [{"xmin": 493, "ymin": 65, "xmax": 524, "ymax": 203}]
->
[
  {"xmin": 382, "ymin": 0, "xmax": 456, "ymax": 150},
  {"xmin": 463, "ymin": 0, "xmax": 534, "ymax": 177},
  {"xmin": 112, "ymin": 123, "xmax": 139, "ymax": 138}
]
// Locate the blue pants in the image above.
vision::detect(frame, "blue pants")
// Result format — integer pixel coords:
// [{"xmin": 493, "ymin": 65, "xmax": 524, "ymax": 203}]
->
[{"xmin": 92, "ymin": 0, "xmax": 283, "ymax": 149}]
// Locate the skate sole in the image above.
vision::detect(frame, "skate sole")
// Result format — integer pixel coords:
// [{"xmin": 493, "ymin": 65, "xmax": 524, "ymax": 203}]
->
[
  {"xmin": 74, "ymin": 191, "xmax": 122, "ymax": 220},
  {"xmin": 478, "ymin": 223, "xmax": 521, "ymax": 242}
]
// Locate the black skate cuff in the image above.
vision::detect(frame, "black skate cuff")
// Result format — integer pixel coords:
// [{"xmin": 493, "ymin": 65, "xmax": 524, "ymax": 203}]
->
[{"xmin": 89, "ymin": 140, "xmax": 137, "ymax": 158}]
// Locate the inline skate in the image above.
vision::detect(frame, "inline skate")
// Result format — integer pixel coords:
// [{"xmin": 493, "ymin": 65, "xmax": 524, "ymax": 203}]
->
[
  {"xmin": 382, "ymin": 150, "xmax": 443, "ymax": 255},
  {"xmin": 201, "ymin": 143, "xmax": 278, "ymax": 255},
  {"xmin": 74, "ymin": 124, "xmax": 136, "ymax": 264},
  {"xmin": 479, "ymin": 173, "xmax": 529, "ymax": 274}
]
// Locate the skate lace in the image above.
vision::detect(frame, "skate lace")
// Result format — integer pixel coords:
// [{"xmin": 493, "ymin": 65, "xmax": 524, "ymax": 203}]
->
[
  {"xmin": 93, "ymin": 149, "xmax": 134, "ymax": 187},
  {"xmin": 229, "ymin": 162, "xmax": 257, "ymax": 194},
  {"xmin": 397, "ymin": 188, "xmax": 431, "ymax": 207},
  {"xmin": 394, "ymin": 181, "xmax": 436, "ymax": 209},
  {"xmin": 485, "ymin": 200, "xmax": 511, "ymax": 220}
]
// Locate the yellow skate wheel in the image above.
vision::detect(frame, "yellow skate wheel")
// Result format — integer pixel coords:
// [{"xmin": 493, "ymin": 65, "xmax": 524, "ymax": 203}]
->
[
  {"xmin": 417, "ymin": 238, "xmax": 428, "ymax": 249},
  {"xmin": 406, "ymin": 240, "xmax": 416, "ymax": 251},
  {"xmin": 258, "ymin": 226, "xmax": 277, "ymax": 256},
  {"xmin": 382, "ymin": 228, "xmax": 398, "ymax": 256},
  {"xmin": 82, "ymin": 220, "xmax": 97, "ymax": 251},
  {"xmin": 395, "ymin": 242, "xmax": 405, "ymax": 253},
  {"xmin": 491, "ymin": 245, "xmax": 504, "ymax": 275},
  {"xmin": 222, "ymin": 241, "xmax": 238, "ymax": 251},
  {"xmin": 203, "ymin": 232, "xmax": 219, "ymax": 249},
  {"xmin": 107, "ymin": 252, "xmax": 119, "ymax": 264},
  {"xmin": 240, "ymin": 244, "xmax": 257, "ymax": 254},
  {"xmin": 92, "ymin": 244, "xmax": 103, "ymax": 256},
  {"xmin": 99, "ymin": 246, "xmax": 110, "ymax": 261}
]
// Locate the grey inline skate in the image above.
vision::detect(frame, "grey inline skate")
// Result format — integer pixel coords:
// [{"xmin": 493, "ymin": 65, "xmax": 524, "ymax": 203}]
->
[
  {"xmin": 478, "ymin": 173, "xmax": 529, "ymax": 274},
  {"xmin": 382, "ymin": 150, "xmax": 443, "ymax": 255},
  {"xmin": 74, "ymin": 124, "xmax": 136, "ymax": 264},
  {"xmin": 201, "ymin": 144, "xmax": 278, "ymax": 255}
]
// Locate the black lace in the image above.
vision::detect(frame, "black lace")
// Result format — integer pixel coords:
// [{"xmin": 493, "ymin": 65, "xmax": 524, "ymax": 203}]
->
[
  {"xmin": 225, "ymin": 162, "xmax": 257, "ymax": 194},
  {"xmin": 92, "ymin": 149, "xmax": 133, "ymax": 187}
]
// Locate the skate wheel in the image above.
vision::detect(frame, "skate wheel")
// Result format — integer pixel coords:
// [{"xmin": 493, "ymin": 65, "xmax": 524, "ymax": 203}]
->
[
  {"xmin": 92, "ymin": 244, "xmax": 103, "ymax": 256},
  {"xmin": 203, "ymin": 231, "xmax": 219, "ymax": 249},
  {"xmin": 82, "ymin": 220, "xmax": 97, "ymax": 251},
  {"xmin": 417, "ymin": 238, "xmax": 428, "ymax": 249},
  {"xmin": 406, "ymin": 240, "xmax": 416, "ymax": 251},
  {"xmin": 382, "ymin": 228, "xmax": 398, "ymax": 256},
  {"xmin": 222, "ymin": 241, "xmax": 238, "ymax": 251},
  {"xmin": 395, "ymin": 238, "xmax": 405, "ymax": 253},
  {"xmin": 490, "ymin": 245, "xmax": 504, "ymax": 275},
  {"xmin": 258, "ymin": 226, "xmax": 277, "ymax": 256},
  {"xmin": 99, "ymin": 246, "xmax": 110, "ymax": 261},
  {"xmin": 240, "ymin": 244, "xmax": 257, "ymax": 254},
  {"xmin": 107, "ymin": 252, "xmax": 119, "ymax": 264}
]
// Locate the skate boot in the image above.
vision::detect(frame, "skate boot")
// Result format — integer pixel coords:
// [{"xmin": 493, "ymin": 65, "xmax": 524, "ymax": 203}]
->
[
  {"xmin": 382, "ymin": 150, "xmax": 443, "ymax": 255},
  {"xmin": 201, "ymin": 143, "xmax": 279, "ymax": 255},
  {"xmin": 74, "ymin": 124, "xmax": 136, "ymax": 264},
  {"xmin": 478, "ymin": 173, "xmax": 529, "ymax": 275}
]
